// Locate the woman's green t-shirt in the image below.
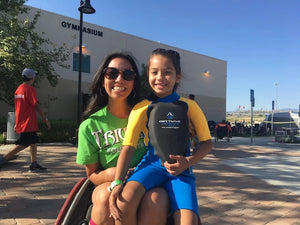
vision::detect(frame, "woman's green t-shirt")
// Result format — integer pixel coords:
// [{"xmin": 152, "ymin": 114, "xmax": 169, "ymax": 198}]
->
[{"xmin": 76, "ymin": 106, "xmax": 146, "ymax": 169}]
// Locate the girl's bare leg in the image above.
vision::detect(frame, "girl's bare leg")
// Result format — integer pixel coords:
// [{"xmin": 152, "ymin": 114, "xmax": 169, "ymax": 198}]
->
[
  {"xmin": 173, "ymin": 209, "xmax": 198, "ymax": 225},
  {"xmin": 138, "ymin": 187, "xmax": 169, "ymax": 225}
]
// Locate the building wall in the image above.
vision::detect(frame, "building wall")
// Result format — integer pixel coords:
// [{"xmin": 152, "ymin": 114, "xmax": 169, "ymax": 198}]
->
[{"xmin": 0, "ymin": 6, "xmax": 227, "ymax": 123}]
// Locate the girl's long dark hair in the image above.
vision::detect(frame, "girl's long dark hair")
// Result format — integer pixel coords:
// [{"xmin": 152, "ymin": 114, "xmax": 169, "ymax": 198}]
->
[{"xmin": 81, "ymin": 52, "xmax": 141, "ymax": 121}]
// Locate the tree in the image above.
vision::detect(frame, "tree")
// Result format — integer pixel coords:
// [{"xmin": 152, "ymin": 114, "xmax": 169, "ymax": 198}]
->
[{"xmin": 0, "ymin": 0, "xmax": 70, "ymax": 106}]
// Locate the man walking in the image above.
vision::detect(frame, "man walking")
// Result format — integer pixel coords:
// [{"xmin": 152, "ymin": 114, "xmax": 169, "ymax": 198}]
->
[{"xmin": 0, "ymin": 68, "xmax": 50, "ymax": 171}]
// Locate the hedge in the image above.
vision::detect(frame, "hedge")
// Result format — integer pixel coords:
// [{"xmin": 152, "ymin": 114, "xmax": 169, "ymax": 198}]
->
[
  {"xmin": 37, "ymin": 120, "xmax": 77, "ymax": 142},
  {"xmin": 0, "ymin": 119, "xmax": 77, "ymax": 144}
]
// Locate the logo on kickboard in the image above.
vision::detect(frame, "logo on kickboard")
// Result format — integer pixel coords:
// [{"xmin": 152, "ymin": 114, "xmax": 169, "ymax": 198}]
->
[{"xmin": 166, "ymin": 112, "xmax": 174, "ymax": 119}]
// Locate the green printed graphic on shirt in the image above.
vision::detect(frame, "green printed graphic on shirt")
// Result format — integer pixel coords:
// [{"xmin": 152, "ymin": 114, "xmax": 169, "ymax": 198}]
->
[{"xmin": 76, "ymin": 107, "xmax": 146, "ymax": 169}]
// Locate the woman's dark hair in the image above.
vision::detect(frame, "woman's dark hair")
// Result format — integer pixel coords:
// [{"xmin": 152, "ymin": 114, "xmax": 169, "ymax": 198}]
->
[
  {"xmin": 81, "ymin": 52, "xmax": 141, "ymax": 121},
  {"xmin": 147, "ymin": 48, "xmax": 181, "ymax": 91}
]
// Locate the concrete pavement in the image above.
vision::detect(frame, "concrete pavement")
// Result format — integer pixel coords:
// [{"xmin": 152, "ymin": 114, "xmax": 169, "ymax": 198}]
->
[{"xmin": 1, "ymin": 137, "xmax": 300, "ymax": 225}]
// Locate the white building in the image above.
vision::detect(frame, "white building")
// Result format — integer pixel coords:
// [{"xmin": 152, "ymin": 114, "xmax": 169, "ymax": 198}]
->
[{"xmin": 0, "ymin": 6, "xmax": 227, "ymax": 123}]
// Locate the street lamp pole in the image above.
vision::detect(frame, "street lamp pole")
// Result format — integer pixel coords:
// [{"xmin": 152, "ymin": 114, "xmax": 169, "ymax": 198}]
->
[
  {"xmin": 275, "ymin": 82, "xmax": 278, "ymax": 112},
  {"xmin": 77, "ymin": 0, "xmax": 95, "ymax": 127},
  {"xmin": 77, "ymin": 10, "xmax": 83, "ymax": 128}
]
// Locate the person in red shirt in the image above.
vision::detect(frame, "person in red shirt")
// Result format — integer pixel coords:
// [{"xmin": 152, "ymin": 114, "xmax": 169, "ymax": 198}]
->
[{"xmin": 0, "ymin": 68, "xmax": 51, "ymax": 171}]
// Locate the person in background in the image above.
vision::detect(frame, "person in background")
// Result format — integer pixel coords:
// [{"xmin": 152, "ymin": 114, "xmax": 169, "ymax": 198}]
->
[
  {"xmin": 214, "ymin": 120, "xmax": 232, "ymax": 139},
  {"xmin": 76, "ymin": 52, "xmax": 169, "ymax": 225},
  {"xmin": 109, "ymin": 49, "xmax": 212, "ymax": 225},
  {"xmin": 0, "ymin": 68, "xmax": 50, "ymax": 171},
  {"xmin": 188, "ymin": 94, "xmax": 195, "ymax": 100}
]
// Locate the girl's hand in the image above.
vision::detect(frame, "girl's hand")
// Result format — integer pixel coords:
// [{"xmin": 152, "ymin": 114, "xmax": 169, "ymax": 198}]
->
[
  {"xmin": 109, "ymin": 184, "xmax": 123, "ymax": 221},
  {"xmin": 163, "ymin": 155, "xmax": 189, "ymax": 176}
]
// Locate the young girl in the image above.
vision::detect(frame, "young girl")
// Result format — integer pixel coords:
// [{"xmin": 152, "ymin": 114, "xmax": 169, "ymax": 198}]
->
[{"xmin": 109, "ymin": 49, "xmax": 213, "ymax": 225}]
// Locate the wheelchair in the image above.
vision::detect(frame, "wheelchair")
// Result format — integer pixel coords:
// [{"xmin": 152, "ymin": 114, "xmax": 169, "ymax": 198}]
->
[{"xmin": 214, "ymin": 123, "xmax": 232, "ymax": 142}]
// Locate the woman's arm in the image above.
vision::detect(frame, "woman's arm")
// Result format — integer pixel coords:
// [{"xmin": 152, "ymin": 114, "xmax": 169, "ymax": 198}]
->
[{"xmin": 85, "ymin": 163, "xmax": 117, "ymax": 186}]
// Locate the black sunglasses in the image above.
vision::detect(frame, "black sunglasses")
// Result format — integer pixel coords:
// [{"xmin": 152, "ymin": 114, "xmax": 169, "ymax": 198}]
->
[{"xmin": 104, "ymin": 67, "xmax": 136, "ymax": 81}]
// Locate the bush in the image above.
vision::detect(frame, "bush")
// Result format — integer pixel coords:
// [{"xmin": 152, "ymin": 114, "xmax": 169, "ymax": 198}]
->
[
  {"xmin": 37, "ymin": 120, "xmax": 77, "ymax": 143},
  {"xmin": 0, "ymin": 117, "xmax": 6, "ymax": 134},
  {"xmin": 0, "ymin": 119, "xmax": 77, "ymax": 144},
  {"xmin": 0, "ymin": 134, "xmax": 5, "ymax": 144}
]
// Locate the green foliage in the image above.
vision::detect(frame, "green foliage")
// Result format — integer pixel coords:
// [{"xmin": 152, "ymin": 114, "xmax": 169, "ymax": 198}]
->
[
  {"xmin": 37, "ymin": 120, "xmax": 77, "ymax": 143},
  {"xmin": 0, "ymin": 0, "xmax": 27, "ymax": 13},
  {"xmin": 139, "ymin": 63, "xmax": 153, "ymax": 100},
  {"xmin": 0, "ymin": 134, "xmax": 5, "ymax": 144},
  {"xmin": 0, "ymin": 0, "xmax": 70, "ymax": 106},
  {"xmin": 0, "ymin": 117, "xmax": 6, "ymax": 134},
  {"xmin": 0, "ymin": 119, "xmax": 76, "ymax": 144}
]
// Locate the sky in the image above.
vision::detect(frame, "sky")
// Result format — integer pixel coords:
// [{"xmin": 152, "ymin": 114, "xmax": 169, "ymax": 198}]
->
[{"xmin": 25, "ymin": 0, "xmax": 300, "ymax": 112}]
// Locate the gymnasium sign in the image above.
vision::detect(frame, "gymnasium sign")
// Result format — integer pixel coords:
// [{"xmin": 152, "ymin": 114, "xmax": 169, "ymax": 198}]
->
[{"xmin": 61, "ymin": 21, "xmax": 103, "ymax": 37}]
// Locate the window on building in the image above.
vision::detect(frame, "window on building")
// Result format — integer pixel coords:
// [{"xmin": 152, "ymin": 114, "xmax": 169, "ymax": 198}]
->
[{"xmin": 73, "ymin": 53, "xmax": 91, "ymax": 73}]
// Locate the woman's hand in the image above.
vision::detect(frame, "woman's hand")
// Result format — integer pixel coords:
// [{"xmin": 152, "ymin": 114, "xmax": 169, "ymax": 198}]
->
[
  {"xmin": 109, "ymin": 184, "xmax": 123, "ymax": 221},
  {"xmin": 163, "ymin": 155, "xmax": 189, "ymax": 176}
]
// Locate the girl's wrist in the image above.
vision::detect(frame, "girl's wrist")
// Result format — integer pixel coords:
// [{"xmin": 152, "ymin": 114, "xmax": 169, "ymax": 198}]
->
[
  {"xmin": 108, "ymin": 180, "xmax": 123, "ymax": 192},
  {"xmin": 185, "ymin": 157, "xmax": 192, "ymax": 173}
]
